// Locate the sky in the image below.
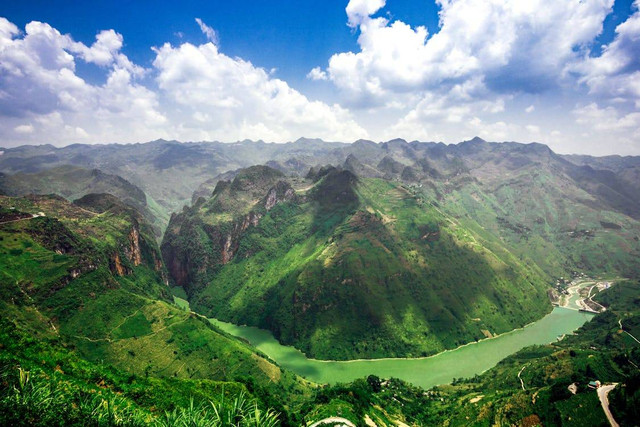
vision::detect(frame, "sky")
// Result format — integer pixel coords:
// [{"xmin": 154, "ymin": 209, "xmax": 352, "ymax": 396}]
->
[{"xmin": 0, "ymin": 0, "xmax": 639, "ymax": 155}]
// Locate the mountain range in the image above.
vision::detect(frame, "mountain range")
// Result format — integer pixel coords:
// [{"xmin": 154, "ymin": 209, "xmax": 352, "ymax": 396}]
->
[{"xmin": 1, "ymin": 136, "xmax": 639, "ymax": 425}]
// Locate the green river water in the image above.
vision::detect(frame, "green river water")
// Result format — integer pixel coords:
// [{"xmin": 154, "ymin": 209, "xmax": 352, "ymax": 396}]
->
[{"xmin": 174, "ymin": 290, "xmax": 594, "ymax": 389}]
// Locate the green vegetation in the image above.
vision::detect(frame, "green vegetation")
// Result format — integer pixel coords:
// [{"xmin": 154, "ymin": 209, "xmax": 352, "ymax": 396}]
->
[
  {"xmin": 0, "ymin": 194, "xmax": 313, "ymax": 426},
  {"xmin": 434, "ymin": 167, "xmax": 640, "ymax": 280},
  {"xmin": 164, "ymin": 167, "xmax": 551, "ymax": 359},
  {"xmin": 0, "ymin": 166, "xmax": 166, "ymax": 237},
  {"xmin": 2, "ymin": 139, "xmax": 640, "ymax": 426},
  {"xmin": 0, "ymin": 319, "xmax": 280, "ymax": 426},
  {"xmin": 285, "ymin": 280, "xmax": 640, "ymax": 426}
]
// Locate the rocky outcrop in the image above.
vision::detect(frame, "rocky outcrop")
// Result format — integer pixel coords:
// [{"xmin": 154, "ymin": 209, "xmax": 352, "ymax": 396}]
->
[
  {"xmin": 110, "ymin": 252, "xmax": 130, "ymax": 276},
  {"xmin": 264, "ymin": 181, "xmax": 296, "ymax": 211},
  {"xmin": 109, "ymin": 221, "xmax": 168, "ymax": 280},
  {"xmin": 162, "ymin": 176, "xmax": 298, "ymax": 294},
  {"xmin": 126, "ymin": 225, "xmax": 142, "ymax": 266},
  {"xmin": 220, "ymin": 181, "xmax": 296, "ymax": 264}
]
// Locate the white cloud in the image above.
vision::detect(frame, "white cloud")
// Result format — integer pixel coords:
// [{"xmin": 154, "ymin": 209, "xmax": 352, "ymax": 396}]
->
[
  {"xmin": 14, "ymin": 124, "xmax": 34, "ymax": 134},
  {"xmin": 308, "ymin": 0, "xmax": 640, "ymax": 154},
  {"xmin": 525, "ymin": 124, "xmax": 540, "ymax": 134},
  {"xmin": 322, "ymin": 0, "xmax": 613, "ymax": 105},
  {"xmin": 0, "ymin": 17, "xmax": 368, "ymax": 146},
  {"xmin": 346, "ymin": 0, "xmax": 386, "ymax": 28},
  {"xmin": 152, "ymin": 41, "xmax": 367, "ymax": 142},
  {"xmin": 307, "ymin": 66, "xmax": 328, "ymax": 81},
  {"xmin": 0, "ymin": 18, "xmax": 165, "ymax": 144},
  {"xmin": 574, "ymin": 1, "xmax": 640, "ymax": 105},
  {"xmin": 2, "ymin": 4, "xmax": 640, "ymax": 155},
  {"xmin": 77, "ymin": 30, "xmax": 122, "ymax": 66},
  {"xmin": 574, "ymin": 102, "xmax": 640, "ymax": 132},
  {"xmin": 195, "ymin": 18, "xmax": 218, "ymax": 44}
]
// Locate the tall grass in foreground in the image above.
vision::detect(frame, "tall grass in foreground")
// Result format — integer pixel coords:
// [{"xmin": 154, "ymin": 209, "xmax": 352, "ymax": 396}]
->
[
  {"xmin": 0, "ymin": 366, "xmax": 280, "ymax": 426},
  {"xmin": 159, "ymin": 392, "xmax": 279, "ymax": 427}
]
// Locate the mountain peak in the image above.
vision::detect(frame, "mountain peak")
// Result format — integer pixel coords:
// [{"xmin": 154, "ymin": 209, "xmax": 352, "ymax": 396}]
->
[
  {"xmin": 353, "ymin": 139, "xmax": 377, "ymax": 146},
  {"xmin": 457, "ymin": 136, "xmax": 489, "ymax": 153},
  {"xmin": 386, "ymin": 138, "xmax": 408, "ymax": 145},
  {"xmin": 468, "ymin": 136, "xmax": 487, "ymax": 144},
  {"xmin": 294, "ymin": 137, "xmax": 325, "ymax": 145}
]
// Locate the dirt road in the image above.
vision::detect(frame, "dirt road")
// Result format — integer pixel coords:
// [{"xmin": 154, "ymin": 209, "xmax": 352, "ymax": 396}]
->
[{"xmin": 597, "ymin": 384, "xmax": 619, "ymax": 427}]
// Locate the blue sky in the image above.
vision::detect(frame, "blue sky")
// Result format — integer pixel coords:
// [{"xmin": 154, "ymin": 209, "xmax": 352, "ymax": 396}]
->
[
  {"xmin": 1, "ymin": 0, "xmax": 639, "ymax": 155},
  {"xmin": 0, "ymin": 1, "xmax": 441, "ymax": 89}
]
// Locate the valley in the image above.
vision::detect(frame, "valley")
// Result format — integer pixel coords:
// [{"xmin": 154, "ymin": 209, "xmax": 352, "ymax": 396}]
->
[
  {"xmin": 176, "ymin": 295, "xmax": 595, "ymax": 389},
  {"xmin": 3, "ymin": 1, "xmax": 640, "ymax": 423},
  {"xmin": 2, "ymin": 137, "xmax": 639, "ymax": 426}
]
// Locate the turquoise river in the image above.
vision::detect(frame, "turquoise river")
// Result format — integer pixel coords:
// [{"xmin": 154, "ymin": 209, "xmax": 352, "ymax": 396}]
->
[{"xmin": 175, "ymin": 282, "xmax": 595, "ymax": 390}]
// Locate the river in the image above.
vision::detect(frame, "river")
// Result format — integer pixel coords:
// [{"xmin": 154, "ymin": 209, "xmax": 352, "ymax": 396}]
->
[{"xmin": 175, "ymin": 290, "xmax": 594, "ymax": 389}]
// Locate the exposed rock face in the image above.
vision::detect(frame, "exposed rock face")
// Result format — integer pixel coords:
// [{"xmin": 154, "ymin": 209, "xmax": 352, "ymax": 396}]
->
[
  {"xmin": 108, "ymin": 221, "xmax": 167, "ymax": 280},
  {"xmin": 109, "ymin": 224, "xmax": 142, "ymax": 276},
  {"xmin": 162, "ymin": 174, "xmax": 298, "ymax": 295},
  {"xmin": 221, "ymin": 211, "xmax": 262, "ymax": 264},
  {"xmin": 111, "ymin": 252, "xmax": 129, "ymax": 276},
  {"xmin": 127, "ymin": 225, "xmax": 142, "ymax": 266},
  {"xmin": 264, "ymin": 181, "xmax": 296, "ymax": 211}
]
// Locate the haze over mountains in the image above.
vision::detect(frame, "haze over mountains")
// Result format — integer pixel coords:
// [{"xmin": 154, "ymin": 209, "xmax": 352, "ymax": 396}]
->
[{"xmin": 2, "ymin": 136, "xmax": 640, "ymax": 224}]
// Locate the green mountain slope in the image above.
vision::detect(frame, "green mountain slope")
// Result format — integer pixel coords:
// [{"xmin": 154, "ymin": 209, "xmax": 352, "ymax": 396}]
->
[
  {"xmin": 0, "ymin": 194, "xmax": 311, "ymax": 423},
  {"xmin": 428, "ymin": 160, "xmax": 640, "ymax": 279},
  {"xmin": 0, "ymin": 166, "xmax": 167, "ymax": 237},
  {"xmin": 293, "ymin": 279, "xmax": 640, "ymax": 426},
  {"xmin": 162, "ymin": 166, "xmax": 551, "ymax": 360}
]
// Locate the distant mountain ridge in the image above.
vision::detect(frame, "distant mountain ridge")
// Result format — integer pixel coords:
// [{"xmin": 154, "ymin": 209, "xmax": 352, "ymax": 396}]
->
[{"xmin": 1, "ymin": 136, "xmax": 639, "ymax": 223}]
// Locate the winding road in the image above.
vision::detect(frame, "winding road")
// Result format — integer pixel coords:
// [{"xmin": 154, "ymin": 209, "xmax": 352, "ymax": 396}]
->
[
  {"xmin": 0, "ymin": 212, "xmax": 44, "ymax": 224},
  {"xmin": 597, "ymin": 384, "xmax": 619, "ymax": 427},
  {"xmin": 619, "ymin": 318, "xmax": 640, "ymax": 344},
  {"xmin": 518, "ymin": 364, "xmax": 527, "ymax": 391}
]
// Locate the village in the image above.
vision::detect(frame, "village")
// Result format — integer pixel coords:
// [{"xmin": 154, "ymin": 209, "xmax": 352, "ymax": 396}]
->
[{"xmin": 548, "ymin": 274, "xmax": 612, "ymax": 314}]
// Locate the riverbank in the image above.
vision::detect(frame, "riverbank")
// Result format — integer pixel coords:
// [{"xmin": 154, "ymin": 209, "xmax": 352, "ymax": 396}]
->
[{"xmin": 175, "ymin": 296, "xmax": 594, "ymax": 389}]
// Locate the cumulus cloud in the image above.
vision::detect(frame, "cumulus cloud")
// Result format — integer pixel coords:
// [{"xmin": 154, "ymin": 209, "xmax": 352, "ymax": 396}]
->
[
  {"xmin": 574, "ymin": 102, "xmax": 640, "ymax": 132},
  {"xmin": 574, "ymin": 1, "xmax": 640, "ymax": 106},
  {"xmin": 0, "ymin": 16, "xmax": 367, "ymax": 146},
  {"xmin": 324, "ymin": 0, "xmax": 613, "ymax": 104},
  {"xmin": 0, "ymin": 17, "xmax": 165, "ymax": 144},
  {"xmin": 307, "ymin": 66, "xmax": 328, "ymax": 81},
  {"xmin": 152, "ymin": 41, "xmax": 366, "ymax": 142},
  {"xmin": 346, "ymin": 0, "xmax": 386, "ymax": 28},
  {"xmin": 303, "ymin": 0, "xmax": 640, "ymax": 154},
  {"xmin": 14, "ymin": 124, "xmax": 34, "ymax": 134}
]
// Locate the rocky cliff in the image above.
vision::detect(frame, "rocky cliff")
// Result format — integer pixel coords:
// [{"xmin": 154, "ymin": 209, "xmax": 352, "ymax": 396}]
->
[{"xmin": 162, "ymin": 166, "xmax": 298, "ymax": 295}]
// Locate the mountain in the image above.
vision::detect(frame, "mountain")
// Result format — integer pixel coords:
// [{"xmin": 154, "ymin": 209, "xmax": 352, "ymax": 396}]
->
[
  {"xmin": 0, "ymin": 139, "xmax": 348, "ymax": 232},
  {"xmin": 297, "ymin": 279, "xmax": 640, "ymax": 426},
  {"xmin": 3, "ymin": 137, "xmax": 639, "ymax": 359},
  {"xmin": 0, "ymin": 166, "xmax": 164, "ymax": 237},
  {"xmin": 162, "ymin": 165, "xmax": 552, "ymax": 360},
  {"xmin": 2, "ymin": 137, "xmax": 640, "ymax": 425},
  {"xmin": 0, "ymin": 193, "xmax": 310, "ymax": 424},
  {"xmin": 2, "ymin": 137, "xmax": 640, "ymax": 239}
]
